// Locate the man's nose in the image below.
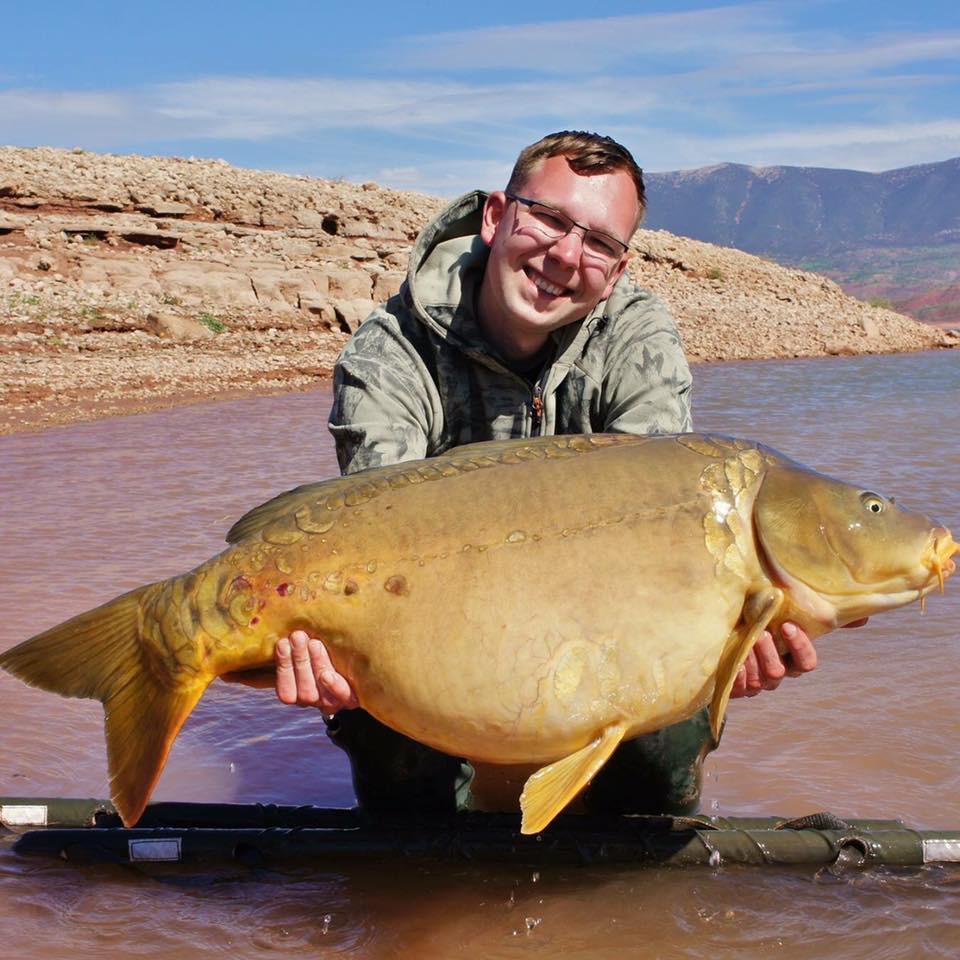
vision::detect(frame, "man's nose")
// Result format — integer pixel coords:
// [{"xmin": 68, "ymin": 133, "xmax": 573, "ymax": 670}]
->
[{"xmin": 546, "ymin": 227, "xmax": 585, "ymax": 267}]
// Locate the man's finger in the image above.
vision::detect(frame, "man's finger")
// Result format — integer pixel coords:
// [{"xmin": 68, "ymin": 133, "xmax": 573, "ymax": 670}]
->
[
  {"xmin": 308, "ymin": 637, "xmax": 360, "ymax": 713},
  {"xmin": 289, "ymin": 630, "xmax": 321, "ymax": 706},
  {"xmin": 275, "ymin": 637, "xmax": 299, "ymax": 704},
  {"xmin": 742, "ymin": 648, "xmax": 762, "ymax": 696},
  {"xmin": 781, "ymin": 622, "xmax": 817, "ymax": 674},
  {"xmin": 318, "ymin": 669, "xmax": 360, "ymax": 713},
  {"xmin": 752, "ymin": 631, "xmax": 786, "ymax": 690},
  {"xmin": 730, "ymin": 665, "xmax": 748, "ymax": 699}
]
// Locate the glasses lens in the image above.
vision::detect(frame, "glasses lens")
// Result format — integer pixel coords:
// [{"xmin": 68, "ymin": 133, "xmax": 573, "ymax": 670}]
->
[
  {"xmin": 526, "ymin": 202, "xmax": 570, "ymax": 240},
  {"xmin": 582, "ymin": 233, "xmax": 624, "ymax": 261},
  {"xmin": 518, "ymin": 199, "xmax": 624, "ymax": 264}
]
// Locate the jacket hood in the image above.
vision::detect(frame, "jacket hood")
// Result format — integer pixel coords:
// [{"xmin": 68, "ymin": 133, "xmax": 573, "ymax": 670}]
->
[{"xmin": 403, "ymin": 190, "xmax": 490, "ymax": 350}]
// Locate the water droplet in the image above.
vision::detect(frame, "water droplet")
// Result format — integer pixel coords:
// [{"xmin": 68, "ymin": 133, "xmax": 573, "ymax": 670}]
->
[
  {"xmin": 709, "ymin": 849, "xmax": 721, "ymax": 867},
  {"xmin": 323, "ymin": 573, "xmax": 342, "ymax": 593}
]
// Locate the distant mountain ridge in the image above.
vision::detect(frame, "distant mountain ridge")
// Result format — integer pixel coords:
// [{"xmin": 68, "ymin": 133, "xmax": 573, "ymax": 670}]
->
[{"xmin": 643, "ymin": 157, "xmax": 960, "ymax": 258}]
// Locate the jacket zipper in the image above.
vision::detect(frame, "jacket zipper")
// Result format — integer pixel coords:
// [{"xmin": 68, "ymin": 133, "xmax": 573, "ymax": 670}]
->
[{"xmin": 531, "ymin": 382, "xmax": 544, "ymax": 435}]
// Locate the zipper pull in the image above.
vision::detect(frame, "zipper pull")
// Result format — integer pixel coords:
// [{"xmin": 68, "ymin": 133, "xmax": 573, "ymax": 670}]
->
[{"xmin": 531, "ymin": 384, "xmax": 544, "ymax": 434}]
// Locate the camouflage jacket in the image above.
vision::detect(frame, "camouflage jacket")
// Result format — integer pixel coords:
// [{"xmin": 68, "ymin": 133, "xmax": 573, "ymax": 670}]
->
[{"xmin": 329, "ymin": 191, "xmax": 692, "ymax": 473}]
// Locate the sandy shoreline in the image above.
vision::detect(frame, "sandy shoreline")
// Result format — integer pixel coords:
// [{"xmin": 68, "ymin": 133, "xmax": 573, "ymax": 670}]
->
[
  {"xmin": 0, "ymin": 377, "xmax": 328, "ymax": 436},
  {"xmin": 3, "ymin": 344, "xmax": 953, "ymax": 438}
]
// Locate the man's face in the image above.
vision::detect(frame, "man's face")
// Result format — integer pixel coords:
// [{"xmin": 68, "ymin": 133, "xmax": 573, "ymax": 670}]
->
[{"xmin": 478, "ymin": 154, "xmax": 639, "ymax": 360}]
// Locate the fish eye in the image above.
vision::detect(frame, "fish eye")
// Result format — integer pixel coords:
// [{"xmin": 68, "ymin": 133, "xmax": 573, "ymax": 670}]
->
[{"xmin": 860, "ymin": 492, "xmax": 885, "ymax": 514}]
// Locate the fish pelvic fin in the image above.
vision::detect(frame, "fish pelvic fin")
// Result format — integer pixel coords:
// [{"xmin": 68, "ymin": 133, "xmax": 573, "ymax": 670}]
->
[
  {"xmin": 0, "ymin": 586, "xmax": 207, "ymax": 827},
  {"xmin": 519, "ymin": 722, "xmax": 627, "ymax": 835},
  {"xmin": 709, "ymin": 586, "xmax": 784, "ymax": 743}
]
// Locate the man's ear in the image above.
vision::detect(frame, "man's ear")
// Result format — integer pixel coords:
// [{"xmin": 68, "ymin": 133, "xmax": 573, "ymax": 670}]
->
[
  {"xmin": 602, "ymin": 250, "xmax": 631, "ymax": 299},
  {"xmin": 480, "ymin": 192, "xmax": 508, "ymax": 247}
]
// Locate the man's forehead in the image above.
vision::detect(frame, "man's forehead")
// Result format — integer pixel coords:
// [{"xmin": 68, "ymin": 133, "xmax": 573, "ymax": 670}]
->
[{"xmin": 517, "ymin": 156, "xmax": 640, "ymax": 234}]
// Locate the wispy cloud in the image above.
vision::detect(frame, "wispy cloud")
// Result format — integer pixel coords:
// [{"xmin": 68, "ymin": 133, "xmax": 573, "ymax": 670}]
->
[
  {"xmin": 0, "ymin": 76, "xmax": 658, "ymax": 148},
  {"xmin": 391, "ymin": 6, "xmax": 789, "ymax": 74},
  {"xmin": 640, "ymin": 119, "xmax": 960, "ymax": 173},
  {"xmin": 710, "ymin": 33, "xmax": 960, "ymax": 88},
  {"xmin": 155, "ymin": 76, "xmax": 658, "ymax": 134},
  {"xmin": 1, "ymin": 4, "xmax": 957, "ymax": 195},
  {"xmin": 393, "ymin": 7, "xmax": 960, "ymax": 86}
]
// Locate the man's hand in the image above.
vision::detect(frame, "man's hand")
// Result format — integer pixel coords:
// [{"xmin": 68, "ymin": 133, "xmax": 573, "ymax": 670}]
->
[
  {"xmin": 275, "ymin": 630, "xmax": 359, "ymax": 714},
  {"xmin": 730, "ymin": 618, "xmax": 868, "ymax": 699}
]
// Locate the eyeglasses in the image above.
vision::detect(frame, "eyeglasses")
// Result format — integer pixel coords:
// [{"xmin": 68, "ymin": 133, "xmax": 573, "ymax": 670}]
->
[{"xmin": 504, "ymin": 193, "xmax": 629, "ymax": 265}]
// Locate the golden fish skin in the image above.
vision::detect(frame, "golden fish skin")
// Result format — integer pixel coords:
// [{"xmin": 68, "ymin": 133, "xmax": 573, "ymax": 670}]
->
[{"xmin": 1, "ymin": 433, "xmax": 954, "ymax": 832}]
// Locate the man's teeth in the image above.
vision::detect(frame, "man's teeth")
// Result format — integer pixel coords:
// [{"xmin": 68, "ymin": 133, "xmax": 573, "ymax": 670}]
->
[{"xmin": 530, "ymin": 271, "xmax": 565, "ymax": 296}]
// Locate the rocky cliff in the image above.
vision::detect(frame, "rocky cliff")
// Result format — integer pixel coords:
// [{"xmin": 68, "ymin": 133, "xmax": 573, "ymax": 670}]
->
[{"xmin": 1, "ymin": 147, "xmax": 953, "ymax": 433}]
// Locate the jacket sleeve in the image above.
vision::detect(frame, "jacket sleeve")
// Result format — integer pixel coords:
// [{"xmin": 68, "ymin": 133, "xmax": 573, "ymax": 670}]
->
[
  {"xmin": 328, "ymin": 304, "xmax": 443, "ymax": 475},
  {"xmin": 598, "ymin": 294, "xmax": 693, "ymax": 435}
]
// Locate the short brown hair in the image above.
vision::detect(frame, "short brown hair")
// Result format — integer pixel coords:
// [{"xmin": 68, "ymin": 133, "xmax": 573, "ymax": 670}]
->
[{"xmin": 506, "ymin": 131, "xmax": 646, "ymax": 228}]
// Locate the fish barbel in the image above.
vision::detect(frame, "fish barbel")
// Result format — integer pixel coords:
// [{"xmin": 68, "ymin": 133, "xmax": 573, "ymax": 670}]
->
[{"xmin": 1, "ymin": 433, "xmax": 955, "ymax": 833}]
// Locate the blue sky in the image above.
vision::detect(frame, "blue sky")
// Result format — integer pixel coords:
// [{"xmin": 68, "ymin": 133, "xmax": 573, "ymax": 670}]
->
[{"xmin": 2, "ymin": 1, "xmax": 959, "ymax": 196}]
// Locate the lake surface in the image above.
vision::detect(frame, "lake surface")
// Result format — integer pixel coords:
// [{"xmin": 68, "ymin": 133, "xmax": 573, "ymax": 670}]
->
[{"xmin": 1, "ymin": 350, "xmax": 958, "ymax": 959}]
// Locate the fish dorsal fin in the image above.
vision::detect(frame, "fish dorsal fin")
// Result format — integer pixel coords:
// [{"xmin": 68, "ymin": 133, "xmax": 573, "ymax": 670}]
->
[
  {"xmin": 709, "ymin": 586, "xmax": 784, "ymax": 742},
  {"xmin": 226, "ymin": 477, "xmax": 360, "ymax": 543},
  {"xmin": 519, "ymin": 722, "xmax": 627, "ymax": 834}
]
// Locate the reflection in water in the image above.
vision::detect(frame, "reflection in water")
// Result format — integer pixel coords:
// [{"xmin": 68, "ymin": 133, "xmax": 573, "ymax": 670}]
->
[{"xmin": 0, "ymin": 351, "xmax": 958, "ymax": 959}]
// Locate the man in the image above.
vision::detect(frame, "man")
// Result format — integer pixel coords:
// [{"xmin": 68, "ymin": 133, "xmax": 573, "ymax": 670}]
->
[{"xmin": 274, "ymin": 131, "xmax": 837, "ymax": 816}]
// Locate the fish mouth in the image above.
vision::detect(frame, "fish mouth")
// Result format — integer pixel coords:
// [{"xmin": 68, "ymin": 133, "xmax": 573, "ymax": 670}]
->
[{"xmin": 923, "ymin": 526, "xmax": 959, "ymax": 594}]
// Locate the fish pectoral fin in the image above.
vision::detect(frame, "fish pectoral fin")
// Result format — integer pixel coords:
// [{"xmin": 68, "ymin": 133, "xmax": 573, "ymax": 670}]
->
[
  {"xmin": 519, "ymin": 722, "xmax": 627, "ymax": 835},
  {"xmin": 709, "ymin": 586, "xmax": 785, "ymax": 743}
]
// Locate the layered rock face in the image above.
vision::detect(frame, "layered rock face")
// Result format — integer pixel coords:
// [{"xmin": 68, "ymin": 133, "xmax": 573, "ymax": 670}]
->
[{"xmin": 0, "ymin": 147, "xmax": 953, "ymax": 433}]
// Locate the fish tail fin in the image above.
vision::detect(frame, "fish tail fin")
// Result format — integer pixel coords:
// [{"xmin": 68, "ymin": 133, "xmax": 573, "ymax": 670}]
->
[
  {"xmin": 104, "ymin": 662, "xmax": 206, "ymax": 829},
  {"xmin": 0, "ymin": 587, "xmax": 207, "ymax": 827}
]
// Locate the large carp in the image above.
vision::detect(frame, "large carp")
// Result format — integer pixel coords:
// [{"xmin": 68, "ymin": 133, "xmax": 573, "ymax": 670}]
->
[{"xmin": 1, "ymin": 434, "xmax": 955, "ymax": 833}]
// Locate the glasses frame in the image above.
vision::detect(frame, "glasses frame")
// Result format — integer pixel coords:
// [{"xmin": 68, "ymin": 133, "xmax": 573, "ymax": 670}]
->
[{"xmin": 504, "ymin": 193, "xmax": 629, "ymax": 264}]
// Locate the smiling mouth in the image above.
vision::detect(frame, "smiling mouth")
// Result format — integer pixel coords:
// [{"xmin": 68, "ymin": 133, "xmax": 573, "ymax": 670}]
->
[{"xmin": 525, "ymin": 267, "xmax": 569, "ymax": 298}]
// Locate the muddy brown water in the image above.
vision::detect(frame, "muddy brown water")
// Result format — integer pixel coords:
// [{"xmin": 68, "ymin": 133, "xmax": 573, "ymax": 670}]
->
[{"xmin": 1, "ymin": 351, "xmax": 958, "ymax": 959}]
